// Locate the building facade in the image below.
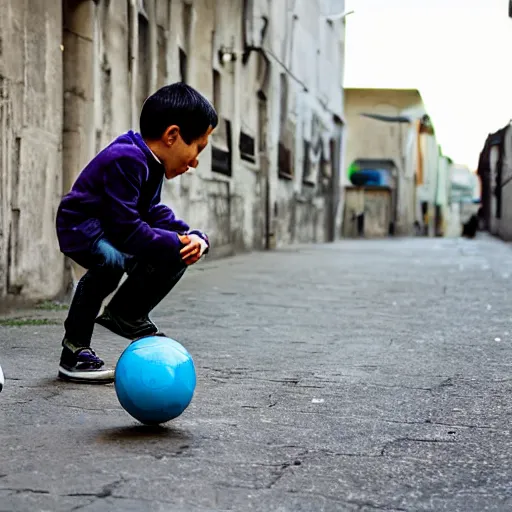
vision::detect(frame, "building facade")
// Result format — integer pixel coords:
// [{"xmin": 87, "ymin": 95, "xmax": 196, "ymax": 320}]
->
[
  {"xmin": 477, "ymin": 123, "xmax": 512, "ymax": 240},
  {"xmin": 0, "ymin": 0, "xmax": 347, "ymax": 303},
  {"xmin": 343, "ymin": 88, "xmax": 448, "ymax": 237}
]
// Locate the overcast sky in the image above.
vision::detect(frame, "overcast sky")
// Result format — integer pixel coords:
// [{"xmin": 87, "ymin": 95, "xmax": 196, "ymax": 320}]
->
[{"xmin": 344, "ymin": 0, "xmax": 512, "ymax": 170}]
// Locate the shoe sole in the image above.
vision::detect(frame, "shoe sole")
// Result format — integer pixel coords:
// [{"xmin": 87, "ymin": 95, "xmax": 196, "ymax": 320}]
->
[{"xmin": 58, "ymin": 366, "xmax": 115, "ymax": 384}]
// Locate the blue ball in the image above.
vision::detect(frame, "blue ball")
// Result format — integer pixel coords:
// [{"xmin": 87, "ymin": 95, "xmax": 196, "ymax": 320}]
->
[{"xmin": 114, "ymin": 336, "xmax": 196, "ymax": 425}]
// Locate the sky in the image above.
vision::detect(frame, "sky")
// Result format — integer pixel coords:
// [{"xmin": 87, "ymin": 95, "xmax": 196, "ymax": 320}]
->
[{"xmin": 343, "ymin": 0, "xmax": 512, "ymax": 170}]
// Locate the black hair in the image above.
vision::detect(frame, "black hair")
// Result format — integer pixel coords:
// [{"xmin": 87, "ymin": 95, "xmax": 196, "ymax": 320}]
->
[{"xmin": 140, "ymin": 82, "xmax": 218, "ymax": 144}]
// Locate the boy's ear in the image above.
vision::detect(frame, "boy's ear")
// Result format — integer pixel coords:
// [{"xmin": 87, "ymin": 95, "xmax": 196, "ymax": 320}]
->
[{"xmin": 164, "ymin": 125, "xmax": 180, "ymax": 146}]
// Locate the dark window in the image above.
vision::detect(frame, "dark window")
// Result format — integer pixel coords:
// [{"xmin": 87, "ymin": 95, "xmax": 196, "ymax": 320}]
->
[
  {"xmin": 278, "ymin": 73, "xmax": 292, "ymax": 179},
  {"xmin": 239, "ymin": 132, "xmax": 256, "ymax": 163},
  {"xmin": 137, "ymin": 14, "xmax": 150, "ymax": 108},
  {"xmin": 302, "ymin": 140, "xmax": 314, "ymax": 186},
  {"xmin": 278, "ymin": 142, "xmax": 292, "ymax": 180},
  {"xmin": 213, "ymin": 69, "xmax": 221, "ymax": 111},
  {"xmin": 212, "ymin": 119, "xmax": 232, "ymax": 177},
  {"xmin": 179, "ymin": 48, "xmax": 188, "ymax": 83}
]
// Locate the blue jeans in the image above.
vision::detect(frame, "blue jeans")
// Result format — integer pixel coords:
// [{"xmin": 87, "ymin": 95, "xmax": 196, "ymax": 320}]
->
[{"xmin": 63, "ymin": 238, "xmax": 186, "ymax": 348}]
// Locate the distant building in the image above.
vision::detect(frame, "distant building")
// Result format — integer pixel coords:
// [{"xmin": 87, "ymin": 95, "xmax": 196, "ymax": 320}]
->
[{"xmin": 343, "ymin": 88, "xmax": 445, "ymax": 237}]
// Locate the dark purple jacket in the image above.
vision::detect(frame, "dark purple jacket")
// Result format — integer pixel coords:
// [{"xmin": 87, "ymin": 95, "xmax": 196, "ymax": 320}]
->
[{"xmin": 56, "ymin": 131, "xmax": 198, "ymax": 260}]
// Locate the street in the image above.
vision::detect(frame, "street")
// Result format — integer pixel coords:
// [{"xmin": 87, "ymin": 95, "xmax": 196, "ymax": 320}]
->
[{"xmin": 1, "ymin": 235, "xmax": 512, "ymax": 512}]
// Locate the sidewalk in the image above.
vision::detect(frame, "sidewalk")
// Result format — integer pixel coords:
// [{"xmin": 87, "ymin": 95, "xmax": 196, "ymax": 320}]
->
[{"xmin": 1, "ymin": 235, "xmax": 512, "ymax": 512}]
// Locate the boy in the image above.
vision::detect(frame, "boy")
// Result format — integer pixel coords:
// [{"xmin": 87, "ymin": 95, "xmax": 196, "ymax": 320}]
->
[{"xmin": 55, "ymin": 83, "xmax": 217, "ymax": 384}]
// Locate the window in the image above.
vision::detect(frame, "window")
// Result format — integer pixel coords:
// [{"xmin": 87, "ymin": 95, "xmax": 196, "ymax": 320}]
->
[
  {"xmin": 211, "ymin": 69, "xmax": 232, "ymax": 176},
  {"xmin": 213, "ymin": 69, "xmax": 221, "ymax": 111},
  {"xmin": 239, "ymin": 132, "xmax": 256, "ymax": 163},
  {"xmin": 179, "ymin": 48, "xmax": 187, "ymax": 83},
  {"xmin": 278, "ymin": 74, "xmax": 292, "ymax": 179},
  {"xmin": 278, "ymin": 142, "xmax": 292, "ymax": 179},
  {"xmin": 179, "ymin": 3, "xmax": 192, "ymax": 83},
  {"xmin": 302, "ymin": 140, "xmax": 313, "ymax": 186},
  {"xmin": 302, "ymin": 138, "xmax": 321, "ymax": 187},
  {"xmin": 212, "ymin": 119, "xmax": 232, "ymax": 176},
  {"xmin": 137, "ymin": 13, "xmax": 150, "ymax": 109}
]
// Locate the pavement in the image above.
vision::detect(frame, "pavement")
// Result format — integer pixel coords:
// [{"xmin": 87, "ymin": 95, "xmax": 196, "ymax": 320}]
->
[{"xmin": 1, "ymin": 234, "xmax": 512, "ymax": 512}]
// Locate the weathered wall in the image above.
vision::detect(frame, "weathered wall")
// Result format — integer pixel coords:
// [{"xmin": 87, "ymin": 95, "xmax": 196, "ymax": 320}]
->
[
  {"xmin": 68, "ymin": 0, "xmax": 264, "ymax": 257},
  {"xmin": 0, "ymin": 0, "xmax": 64, "ymax": 300},
  {"xmin": 0, "ymin": 0, "xmax": 347, "ymax": 303},
  {"xmin": 252, "ymin": 0, "xmax": 347, "ymax": 247},
  {"xmin": 343, "ymin": 187, "xmax": 391, "ymax": 238},
  {"xmin": 74, "ymin": 0, "xmax": 347, "ymax": 254}
]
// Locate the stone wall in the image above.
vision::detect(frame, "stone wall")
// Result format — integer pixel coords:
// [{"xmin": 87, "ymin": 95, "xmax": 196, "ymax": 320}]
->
[
  {"xmin": 0, "ymin": 0, "xmax": 64, "ymax": 301},
  {"xmin": 0, "ymin": 0, "xmax": 347, "ymax": 303}
]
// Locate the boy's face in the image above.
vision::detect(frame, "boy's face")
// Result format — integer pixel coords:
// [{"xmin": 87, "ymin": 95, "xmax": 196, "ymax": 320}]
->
[{"xmin": 161, "ymin": 125, "xmax": 214, "ymax": 180}]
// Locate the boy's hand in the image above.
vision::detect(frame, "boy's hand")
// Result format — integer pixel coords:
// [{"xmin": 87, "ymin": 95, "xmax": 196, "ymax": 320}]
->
[{"xmin": 178, "ymin": 234, "xmax": 206, "ymax": 265}]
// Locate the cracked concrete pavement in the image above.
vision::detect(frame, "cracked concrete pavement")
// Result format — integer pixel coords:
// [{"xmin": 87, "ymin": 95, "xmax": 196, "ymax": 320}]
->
[{"xmin": 1, "ymin": 235, "xmax": 512, "ymax": 512}]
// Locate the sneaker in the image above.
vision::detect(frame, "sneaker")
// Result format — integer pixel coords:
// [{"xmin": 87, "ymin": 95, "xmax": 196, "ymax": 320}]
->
[
  {"xmin": 0, "ymin": 364, "xmax": 4, "ymax": 392},
  {"xmin": 58, "ymin": 347, "xmax": 114, "ymax": 383},
  {"xmin": 95, "ymin": 307, "xmax": 164, "ymax": 340}
]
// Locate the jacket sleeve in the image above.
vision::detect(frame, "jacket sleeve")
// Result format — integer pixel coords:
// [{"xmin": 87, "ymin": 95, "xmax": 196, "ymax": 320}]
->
[
  {"xmin": 102, "ymin": 157, "xmax": 183, "ymax": 260},
  {"xmin": 145, "ymin": 203, "xmax": 190, "ymax": 233}
]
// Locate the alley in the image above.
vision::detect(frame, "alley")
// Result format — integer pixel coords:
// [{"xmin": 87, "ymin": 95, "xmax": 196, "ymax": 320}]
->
[{"xmin": 1, "ymin": 235, "xmax": 512, "ymax": 512}]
